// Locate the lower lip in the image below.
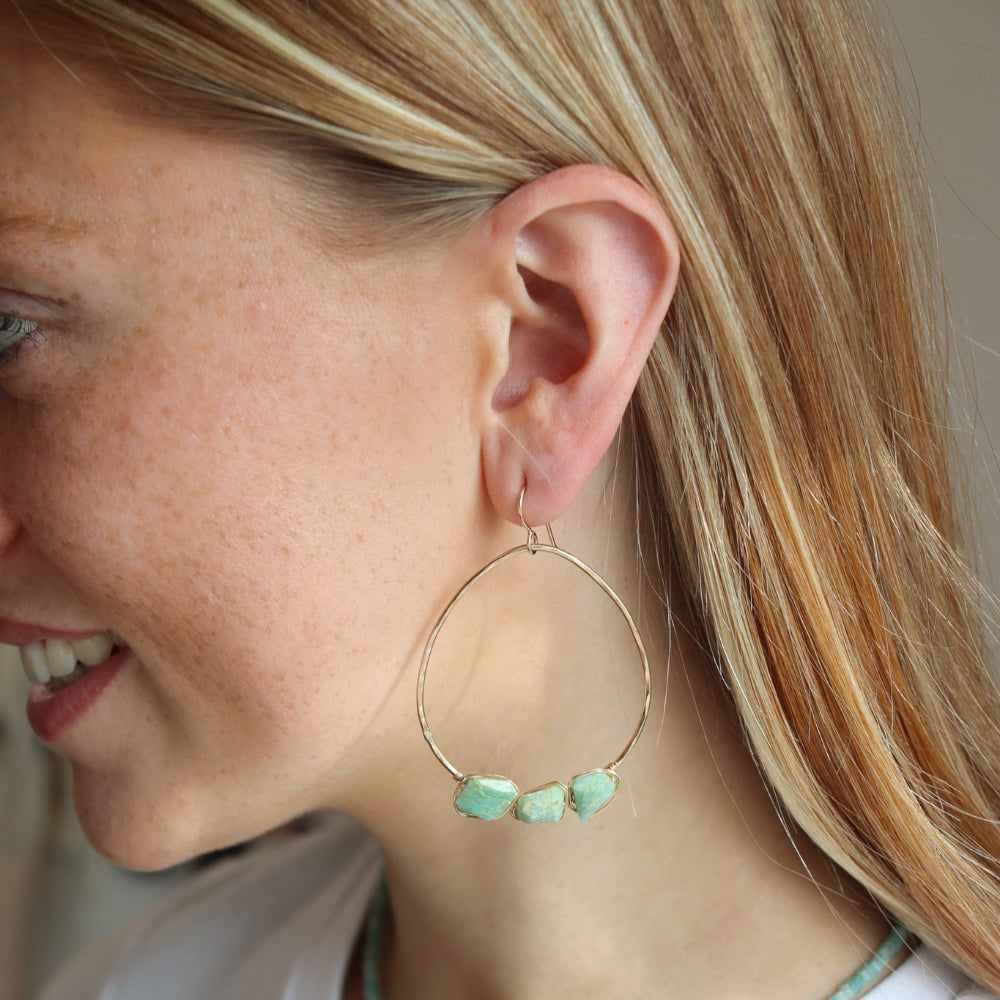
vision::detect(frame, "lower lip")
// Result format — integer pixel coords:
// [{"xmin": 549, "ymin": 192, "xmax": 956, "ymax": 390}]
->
[{"xmin": 26, "ymin": 647, "xmax": 130, "ymax": 743}]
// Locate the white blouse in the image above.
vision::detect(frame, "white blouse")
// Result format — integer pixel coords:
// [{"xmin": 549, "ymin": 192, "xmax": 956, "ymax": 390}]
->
[{"xmin": 39, "ymin": 813, "xmax": 995, "ymax": 1000}]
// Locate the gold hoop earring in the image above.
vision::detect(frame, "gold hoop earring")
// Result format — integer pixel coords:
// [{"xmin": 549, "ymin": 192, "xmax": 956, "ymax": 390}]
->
[{"xmin": 416, "ymin": 486, "xmax": 651, "ymax": 823}]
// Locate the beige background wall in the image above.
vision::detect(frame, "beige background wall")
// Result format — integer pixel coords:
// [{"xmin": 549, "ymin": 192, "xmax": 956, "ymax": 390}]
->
[{"xmin": 884, "ymin": 0, "xmax": 1000, "ymax": 590}]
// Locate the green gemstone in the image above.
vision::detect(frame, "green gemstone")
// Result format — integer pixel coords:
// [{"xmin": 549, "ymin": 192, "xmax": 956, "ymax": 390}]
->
[
  {"xmin": 570, "ymin": 769, "xmax": 620, "ymax": 821},
  {"xmin": 513, "ymin": 782, "xmax": 567, "ymax": 823},
  {"xmin": 454, "ymin": 775, "xmax": 519, "ymax": 820}
]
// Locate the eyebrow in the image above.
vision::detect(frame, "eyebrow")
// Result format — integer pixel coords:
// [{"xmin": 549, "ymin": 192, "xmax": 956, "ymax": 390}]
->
[{"xmin": 0, "ymin": 214, "xmax": 93, "ymax": 243}]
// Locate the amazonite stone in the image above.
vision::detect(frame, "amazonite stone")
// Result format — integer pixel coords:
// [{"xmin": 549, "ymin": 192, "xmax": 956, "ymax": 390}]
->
[
  {"xmin": 570, "ymin": 769, "xmax": 619, "ymax": 821},
  {"xmin": 454, "ymin": 774, "xmax": 519, "ymax": 820},
  {"xmin": 513, "ymin": 782, "xmax": 567, "ymax": 823}
]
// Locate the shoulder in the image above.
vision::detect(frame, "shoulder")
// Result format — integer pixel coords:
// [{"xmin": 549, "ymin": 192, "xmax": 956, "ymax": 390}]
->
[
  {"xmin": 39, "ymin": 813, "xmax": 380, "ymax": 1000},
  {"xmin": 870, "ymin": 944, "xmax": 998, "ymax": 1000}
]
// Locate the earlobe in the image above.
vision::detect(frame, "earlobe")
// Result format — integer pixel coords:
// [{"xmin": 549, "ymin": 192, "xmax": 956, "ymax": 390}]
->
[{"xmin": 480, "ymin": 165, "xmax": 679, "ymax": 527}]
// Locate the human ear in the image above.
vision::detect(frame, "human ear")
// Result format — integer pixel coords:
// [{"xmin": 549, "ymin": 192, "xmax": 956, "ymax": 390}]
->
[{"xmin": 479, "ymin": 165, "xmax": 679, "ymax": 527}]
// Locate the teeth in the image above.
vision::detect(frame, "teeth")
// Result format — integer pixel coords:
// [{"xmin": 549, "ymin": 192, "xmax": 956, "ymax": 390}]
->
[
  {"xmin": 20, "ymin": 642, "xmax": 52, "ymax": 685},
  {"xmin": 72, "ymin": 633, "xmax": 114, "ymax": 667},
  {"xmin": 18, "ymin": 632, "xmax": 119, "ymax": 688},
  {"xmin": 45, "ymin": 638, "xmax": 78, "ymax": 678}
]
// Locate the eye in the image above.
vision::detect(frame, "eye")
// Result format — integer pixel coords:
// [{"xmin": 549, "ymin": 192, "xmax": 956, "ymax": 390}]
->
[{"xmin": 0, "ymin": 312, "xmax": 43, "ymax": 366}]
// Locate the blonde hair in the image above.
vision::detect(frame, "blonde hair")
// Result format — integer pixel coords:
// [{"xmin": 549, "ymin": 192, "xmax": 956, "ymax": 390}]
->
[{"xmin": 23, "ymin": 0, "xmax": 1000, "ymax": 987}]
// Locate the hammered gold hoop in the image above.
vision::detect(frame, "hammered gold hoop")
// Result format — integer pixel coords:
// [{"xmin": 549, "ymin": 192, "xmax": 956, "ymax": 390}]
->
[{"xmin": 416, "ymin": 487, "xmax": 651, "ymax": 823}]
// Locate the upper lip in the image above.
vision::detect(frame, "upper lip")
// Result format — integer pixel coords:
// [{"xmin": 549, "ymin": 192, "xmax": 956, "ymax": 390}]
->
[{"xmin": 0, "ymin": 617, "xmax": 108, "ymax": 647}]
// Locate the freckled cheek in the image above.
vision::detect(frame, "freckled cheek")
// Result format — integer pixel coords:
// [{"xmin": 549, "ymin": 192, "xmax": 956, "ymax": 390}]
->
[
  {"xmin": 15, "ymin": 364, "xmax": 233, "ymax": 584},
  {"xmin": 98, "ymin": 363, "xmax": 348, "ymax": 601}
]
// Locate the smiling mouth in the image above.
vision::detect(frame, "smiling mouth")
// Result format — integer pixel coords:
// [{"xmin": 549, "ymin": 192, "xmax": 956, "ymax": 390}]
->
[{"xmin": 18, "ymin": 632, "xmax": 127, "ymax": 690}]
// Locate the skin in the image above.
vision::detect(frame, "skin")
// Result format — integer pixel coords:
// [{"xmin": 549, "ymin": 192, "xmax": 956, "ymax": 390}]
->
[
  {"xmin": 0, "ymin": 30, "xmax": 895, "ymax": 1000},
  {"xmin": 0, "ymin": 33, "xmax": 502, "ymax": 865}
]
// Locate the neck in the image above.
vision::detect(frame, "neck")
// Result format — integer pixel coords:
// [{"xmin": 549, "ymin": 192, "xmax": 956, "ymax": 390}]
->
[{"xmin": 344, "ymin": 491, "xmax": 889, "ymax": 999}]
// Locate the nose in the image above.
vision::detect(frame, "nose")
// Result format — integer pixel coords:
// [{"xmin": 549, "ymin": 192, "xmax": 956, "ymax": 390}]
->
[{"xmin": 0, "ymin": 493, "xmax": 22, "ymax": 554}]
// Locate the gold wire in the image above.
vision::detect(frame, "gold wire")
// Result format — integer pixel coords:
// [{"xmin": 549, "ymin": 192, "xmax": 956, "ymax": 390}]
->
[{"xmin": 416, "ymin": 489, "xmax": 651, "ymax": 784}]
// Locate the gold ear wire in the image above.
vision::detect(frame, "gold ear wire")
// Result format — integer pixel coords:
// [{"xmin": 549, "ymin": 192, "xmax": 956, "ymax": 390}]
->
[{"xmin": 416, "ymin": 484, "xmax": 651, "ymax": 824}]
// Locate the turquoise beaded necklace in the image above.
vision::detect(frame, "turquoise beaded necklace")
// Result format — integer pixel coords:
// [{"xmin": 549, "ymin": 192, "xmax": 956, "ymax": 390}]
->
[
  {"xmin": 827, "ymin": 922, "xmax": 911, "ymax": 1000},
  {"xmin": 361, "ymin": 874, "xmax": 389, "ymax": 1000},
  {"xmin": 360, "ymin": 874, "xmax": 909, "ymax": 1000}
]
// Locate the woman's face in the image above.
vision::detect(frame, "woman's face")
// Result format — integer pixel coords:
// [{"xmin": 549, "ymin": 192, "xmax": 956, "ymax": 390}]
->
[{"xmin": 0, "ymin": 33, "xmax": 495, "ymax": 867}]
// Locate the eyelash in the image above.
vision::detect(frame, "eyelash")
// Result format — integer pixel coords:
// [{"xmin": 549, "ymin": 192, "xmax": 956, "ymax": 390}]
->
[{"xmin": 0, "ymin": 312, "xmax": 44, "ymax": 367}]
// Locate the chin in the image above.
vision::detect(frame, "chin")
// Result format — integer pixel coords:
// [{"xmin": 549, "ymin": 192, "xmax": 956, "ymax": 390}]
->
[{"xmin": 70, "ymin": 765, "xmax": 258, "ymax": 873}]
